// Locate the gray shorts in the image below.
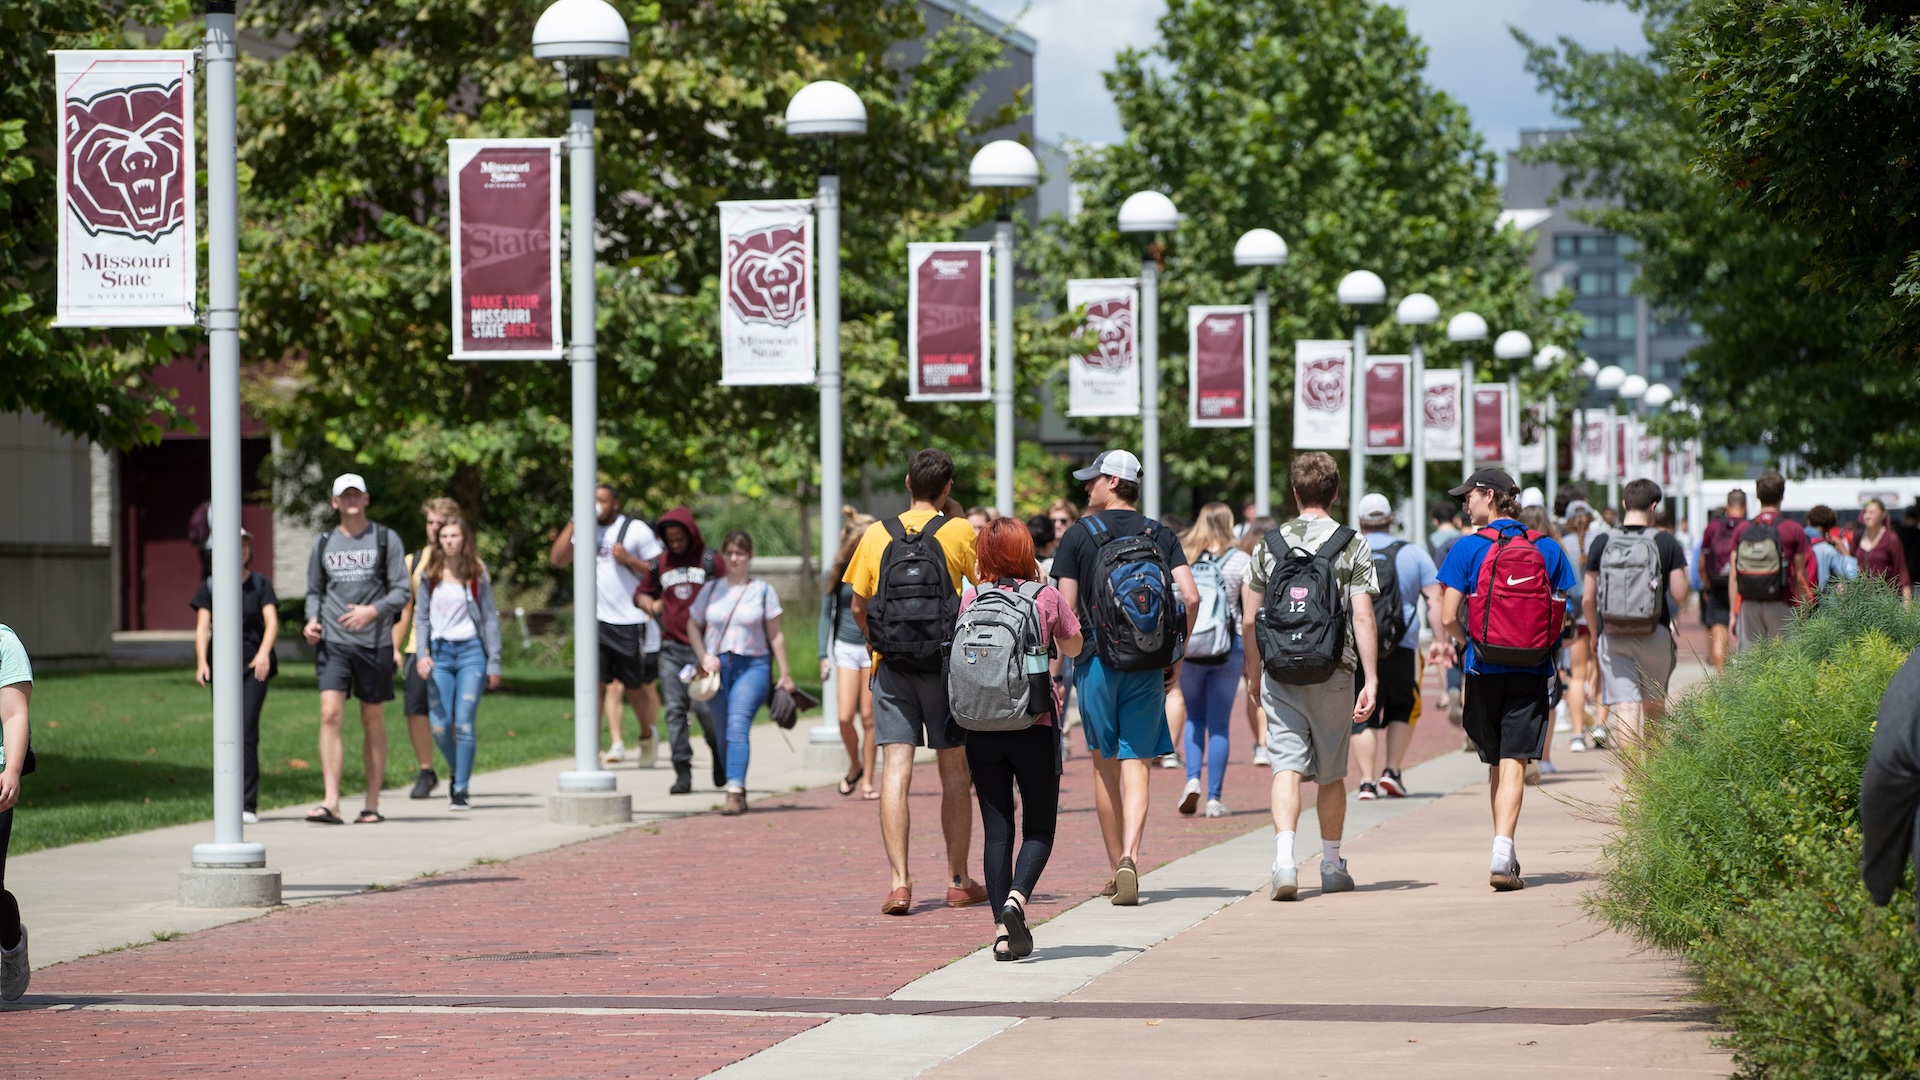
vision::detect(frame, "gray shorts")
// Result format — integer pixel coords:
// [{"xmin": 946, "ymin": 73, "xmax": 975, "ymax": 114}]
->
[
  {"xmin": 872, "ymin": 663, "xmax": 961, "ymax": 751},
  {"xmin": 1736, "ymin": 599, "xmax": 1792, "ymax": 652},
  {"xmin": 1262, "ymin": 670, "xmax": 1355, "ymax": 784},
  {"xmin": 1596, "ymin": 625, "xmax": 1677, "ymax": 706}
]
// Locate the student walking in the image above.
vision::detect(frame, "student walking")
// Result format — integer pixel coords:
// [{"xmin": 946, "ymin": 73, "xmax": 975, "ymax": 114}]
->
[
  {"xmin": 1852, "ymin": 499, "xmax": 1912, "ymax": 600},
  {"xmin": 191, "ymin": 529, "xmax": 278, "ymax": 823},
  {"xmin": 639, "ymin": 507, "xmax": 723, "ymax": 794},
  {"xmin": 1727, "ymin": 472, "xmax": 1811, "ymax": 651},
  {"xmin": 1431, "ymin": 469, "xmax": 1576, "ymax": 892},
  {"xmin": 821, "ymin": 510, "xmax": 879, "ymax": 799},
  {"xmin": 1237, "ymin": 516, "xmax": 1276, "ymax": 766},
  {"xmin": 550, "ymin": 485, "xmax": 665, "ymax": 768},
  {"xmin": 1698, "ymin": 490, "xmax": 1747, "ymax": 670},
  {"xmin": 0, "ymin": 624, "xmax": 33, "ymax": 1000},
  {"xmin": 1805, "ymin": 505, "xmax": 1861, "ymax": 593},
  {"xmin": 1053, "ymin": 450, "xmax": 1198, "ymax": 906},
  {"xmin": 688, "ymin": 530, "xmax": 796, "ymax": 816},
  {"xmin": 848, "ymin": 449, "xmax": 986, "ymax": 914},
  {"xmin": 1584, "ymin": 479, "xmax": 1690, "ymax": 748},
  {"xmin": 951, "ymin": 518, "xmax": 1084, "ymax": 960},
  {"xmin": 1352, "ymin": 493, "xmax": 1442, "ymax": 800},
  {"xmin": 395, "ymin": 497, "xmax": 460, "ymax": 800},
  {"xmin": 1176, "ymin": 502, "xmax": 1251, "ymax": 817},
  {"xmin": 1242, "ymin": 453, "xmax": 1380, "ymax": 900},
  {"xmin": 1560, "ymin": 500, "xmax": 1605, "ymax": 751},
  {"xmin": 412, "ymin": 517, "xmax": 503, "ymax": 810},
  {"xmin": 302, "ymin": 474, "xmax": 411, "ymax": 825}
]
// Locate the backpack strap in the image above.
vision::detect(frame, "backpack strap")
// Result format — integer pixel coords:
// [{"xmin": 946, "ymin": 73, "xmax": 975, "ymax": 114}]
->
[
  {"xmin": 1312, "ymin": 525, "xmax": 1357, "ymax": 563},
  {"xmin": 1084, "ymin": 513, "xmax": 1110, "ymax": 542},
  {"xmin": 883, "ymin": 517, "xmax": 908, "ymax": 542}
]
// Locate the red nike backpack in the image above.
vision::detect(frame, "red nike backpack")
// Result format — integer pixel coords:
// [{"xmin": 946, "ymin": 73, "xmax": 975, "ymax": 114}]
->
[{"xmin": 1466, "ymin": 524, "xmax": 1566, "ymax": 667}]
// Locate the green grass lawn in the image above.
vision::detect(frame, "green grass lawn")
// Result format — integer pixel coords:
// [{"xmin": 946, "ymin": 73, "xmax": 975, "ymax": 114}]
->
[{"xmin": 12, "ymin": 613, "xmax": 821, "ymax": 855}]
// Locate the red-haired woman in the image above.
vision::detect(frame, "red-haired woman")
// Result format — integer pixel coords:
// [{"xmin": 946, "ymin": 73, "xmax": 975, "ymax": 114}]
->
[{"xmin": 959, "ymin": 518, "xmax": 1083, "ymax": 962}]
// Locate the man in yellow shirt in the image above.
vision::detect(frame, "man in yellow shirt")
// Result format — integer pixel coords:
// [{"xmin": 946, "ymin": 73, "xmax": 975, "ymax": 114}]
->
[{"xmin": 849, "ymin": 448, "xmax": 986, "ymax": 915}]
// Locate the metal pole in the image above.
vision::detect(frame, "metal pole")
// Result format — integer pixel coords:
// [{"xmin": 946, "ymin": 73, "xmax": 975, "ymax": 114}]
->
[
  {"xmin": 559, "ymin": 84, "xmax": 613, "ymax": 793},
  {"xmin": 1545, "ymin": 391, "xmax": 1558, "ymax": 511},
  {"xmin": 1507, "ymin": 373, "xmax": 1521, "ymax": 474},
  {"xmin": 1572, "ymin": 405, "xmax": 1583, "ymax": 493},
  {"xmin": 191, "ymin": 0, "xmax": 262, "ymax": 871},
  {"xmin": 992, "ymin": 215, "xmax": 1015, "ymax": 516},
  {"xmin": 1140, "ymin": 256, "xmax": 1160, "ymax": 519},
  {"xmin": 1252, "ymin": 283, "xmax": 1271, "ymax": 518},
  {"xmin": 1349, "ymin": 321, "xmax": 1368, "ymax": 527},
  {"xmin": 1461, "ymin": 355, "xmax": 1476, "ymax": 483},
  {"xmin": 810, "ymin": 170, "xmax": 843, "ymax": 750},
  {"xmin": 1410, "ymin": 334, "xmax": 1426, "ymax": 548},
  {"xmin": 1607, "ymin": 399, "xmax": 1621, "ymax": 515}
]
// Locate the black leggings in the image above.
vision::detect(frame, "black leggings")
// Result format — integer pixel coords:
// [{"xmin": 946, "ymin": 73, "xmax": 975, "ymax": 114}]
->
[
  {"xmin": 1, "ymin": 806, "xmax": 17, "ymax": 948},
  {"xmin": 966, "ymin": 724, "xmax": 1061, "ymax": 919}
]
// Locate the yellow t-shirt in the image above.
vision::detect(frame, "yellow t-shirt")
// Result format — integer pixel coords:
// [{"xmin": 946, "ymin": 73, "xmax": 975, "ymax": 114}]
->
[
  {"xmin": 846, "ymin": 509, "xmax": 976, "ymax": 599},
  {"xmin": 402, "ymin": 547, "xmax": 431, "ymax": 656}
]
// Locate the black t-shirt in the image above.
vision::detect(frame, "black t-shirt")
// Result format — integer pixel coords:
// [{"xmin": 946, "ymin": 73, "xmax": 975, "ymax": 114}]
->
[
  {"xmin": 1049, "ymin": 508, "xmax": 1188, "ymax": 661},
  {"xmin": 1585, "ymin": 526, "xmax": 1689, "ymax": 625},
  {"xmin": 190, "ymin": 571, "xmax": 280, "ymax": 677}
]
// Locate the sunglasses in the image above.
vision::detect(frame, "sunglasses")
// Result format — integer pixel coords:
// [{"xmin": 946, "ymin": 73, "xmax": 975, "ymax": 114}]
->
[{"xmin": 1051, "ymin": 517, "xmax": 1071, "ymax": 525}]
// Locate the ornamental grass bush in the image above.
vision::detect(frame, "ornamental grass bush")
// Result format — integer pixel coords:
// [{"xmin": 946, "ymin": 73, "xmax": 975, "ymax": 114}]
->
[{"xmin": 1592, "ymin": 579, "xmax": 1920, "ymax": 1077}]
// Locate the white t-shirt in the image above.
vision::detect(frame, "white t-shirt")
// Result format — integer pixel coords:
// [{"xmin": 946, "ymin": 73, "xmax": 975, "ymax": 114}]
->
[
  {"xmin": 428, "ymin": 579, "xmax": 478, "ymax": 641},
  {"xmin": 596, "ymin": 515, "xmax": 664, "ymax": 626},
  {"xmin": 690, "ymin": 578, "xmax": 783, "ymax": 657}
]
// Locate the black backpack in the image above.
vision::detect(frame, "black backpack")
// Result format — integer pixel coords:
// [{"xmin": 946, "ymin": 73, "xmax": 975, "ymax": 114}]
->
[
  {"xmin": 1255, "ymin": 524, "xmax": 1356, "ymax": 685},
  {"xmin": 865, "ymin": 515, "xmax": 960, "ymax": 673},
  {"xmin": 1081, "ymin": 514, "xmax": 1185, "ymax": 672},
  {"xmin": 1369, "ymin": 539, "xmax": 1410, "ymax": 654}
]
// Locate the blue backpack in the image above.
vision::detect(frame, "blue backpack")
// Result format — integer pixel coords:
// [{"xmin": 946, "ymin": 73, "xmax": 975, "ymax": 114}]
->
[{"xmin": 1082, "ymin": 514, "xmax": 1185, "ymax": 671}]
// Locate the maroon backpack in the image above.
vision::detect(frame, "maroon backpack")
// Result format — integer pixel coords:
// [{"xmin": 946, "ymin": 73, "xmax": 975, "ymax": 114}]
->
[{"xmin": 1466, "ymin": 524, "xmax": 1566, "ymax": 667}]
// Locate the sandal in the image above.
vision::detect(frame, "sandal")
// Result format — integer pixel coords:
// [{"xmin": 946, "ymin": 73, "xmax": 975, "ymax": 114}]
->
[
  {"xmin": 861, "ymin": 788, "xmax": 880, "ymax": 801},
  {"xmin": 306, "ymin": 806, "xmax": 344, "ymax": 825},
  {"xmin": 354, "ymin": 809, "xmax": 386, "ymax": 824},
  {"xmin": 1002, "ymin": 899, "xmax": 1033, "ymax": 959},
  {"xmin": 993, "ymin": 932, "xmax": 1014, "ymax": 962},
  {"xmin": 838, "ymin": 764, "xmax": 865, "ymax": 797}
]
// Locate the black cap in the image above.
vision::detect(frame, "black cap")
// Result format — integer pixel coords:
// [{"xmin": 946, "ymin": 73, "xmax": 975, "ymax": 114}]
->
[{"xmin": 1448, "ymin": 468, "xmax": 1519, "ymax": 499}]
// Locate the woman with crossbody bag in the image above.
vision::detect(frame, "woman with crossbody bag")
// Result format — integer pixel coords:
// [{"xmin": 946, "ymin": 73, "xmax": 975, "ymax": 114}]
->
[{"xmin": 688, "ymin": 530, "xmax": 796, "ymax": 816}]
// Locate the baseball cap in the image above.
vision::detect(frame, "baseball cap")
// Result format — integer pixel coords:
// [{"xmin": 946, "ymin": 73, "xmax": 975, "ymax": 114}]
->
[
  {"xmin": 1447, "ymin": 468, "xmax": 1518, "ymax": 499},
  {"xmin": 331, "ymin": 473, "xmax": 368, "ymax": 497},
  {"xmin": 1520, "ymin": 486, "xmax": 1545, "ymax": 509},
  {"xmin": 1356, "ymin": 493, "xmax": 1393, "ymax": 524},
  {"xmin": 1072, "ymin": 450, "xmax": 1144, "ymax": 484}
]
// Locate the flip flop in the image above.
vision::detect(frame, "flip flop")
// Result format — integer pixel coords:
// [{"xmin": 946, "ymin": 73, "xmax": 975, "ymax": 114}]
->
[
  {"xmin": 861, "ymin": 789, "xmax": 880, "ymax": 801},
  {"xmin": 306, "ymin": 806, "xmax": 344, "ymax": 825},
  {"xmin": 838, "ymin": 764, "xmax": 865, "ymax": 797},
  {"xmin": 354, "ymin": 810, "xmax": 386, "ymax": 824}
]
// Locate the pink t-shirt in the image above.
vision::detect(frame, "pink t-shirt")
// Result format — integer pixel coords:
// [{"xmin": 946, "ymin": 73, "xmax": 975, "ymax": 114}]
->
[{"xmin": 958, "ymin": 580, "xmax": 1081, "ymax": 727}]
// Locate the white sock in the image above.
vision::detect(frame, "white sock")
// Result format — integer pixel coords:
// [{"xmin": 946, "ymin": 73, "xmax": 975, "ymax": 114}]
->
[
  {"xmin": 1491, "ymin": 836, "xmax": 1515, "ymax": 871},
  {"xmin": 1322, "ymin": 839, "xmax": 1342, "ymax": 866},
  {"xmin": 1274, "ymin": 831, "xmax": 1296, "ymax": 869}
]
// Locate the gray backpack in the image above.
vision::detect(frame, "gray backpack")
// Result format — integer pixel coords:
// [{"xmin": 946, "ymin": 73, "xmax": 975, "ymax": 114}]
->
[
  {"xmin": 1597, "ymin": 531, "xmax": 1663, "ymax": 635},
  {"xmin": 948, "ymin": 580, "xmax": 1052, "ymax": 732}
]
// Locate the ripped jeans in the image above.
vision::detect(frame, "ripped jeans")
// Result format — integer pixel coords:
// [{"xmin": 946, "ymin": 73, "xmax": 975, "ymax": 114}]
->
[{"xmin": 429, "ymin": 637, "xmax": 487, "ymax": 793}]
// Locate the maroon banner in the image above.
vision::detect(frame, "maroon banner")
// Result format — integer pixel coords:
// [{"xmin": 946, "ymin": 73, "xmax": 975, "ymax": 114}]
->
[
  {"xmin": 908, "ymin": 243, "xmax": 990, "ymax": 400},
  {"xmin": 449, "ymin": 139, "xmax": 562, "ymax": 359},
  {"xmin": 1188, "ymin": 306, "xmax": 1251, "ymax": 426},
  {"xmin": 1365, "ymin": 356, "xmax": 1410, "ymax": 451},
  {"xmin": 1473, "ymin": 384, "xmax": 1509, "ymax": 465}
]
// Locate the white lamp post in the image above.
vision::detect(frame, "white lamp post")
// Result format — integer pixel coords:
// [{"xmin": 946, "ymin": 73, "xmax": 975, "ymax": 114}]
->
[
  {"xmin": 1620, "ymin": 373, "xmax": 1649, "ymax": 500},
  {"xmin": 1595, "ymin": 363, "xmax": 1627, "ymax": 512},
  {"xmin": 1338, "ymin": 271, "xmax": 1387, "ymax": 526},
  {"xmin": 1446, "ymin": 311, "xmax": 1488, "ymax": 482},
  {"xmin": 1533, "ymin": 345, "xmax": 1565, "ymax": 510},
  {"xmin": 1118, "ymin": 191, "xmax": 1180, "ymax": 519},
  {"xmin": 1396, "ymin": 293, "xmax": 1439, "ymax": 547},
  {"xmin": 1235, "ymin": 229, "xmax": 1288, "ymax": 518},
  {"xmin": 970, "ymin": 140, "xmax": 1040, "ymax": 518},
  {"xmin": 1494, "ymin": 330, "xmax": 1532, "ymax": 477},
  {"xmin": 1573, "ymin": 356, "xmax": 1599, "ymax": 486},
  {"xmin": 535, "ymin": 0, "xmax": 631, "ymax": 821},
  {"xmin": 785, "ymin": 79, "xmax": 867, "ymax": 769}
]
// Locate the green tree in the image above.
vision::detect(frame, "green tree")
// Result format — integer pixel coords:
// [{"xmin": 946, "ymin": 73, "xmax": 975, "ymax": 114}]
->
[{"xmin": 1025, "ymin": 0, "xmax": 1574, "ymax": 512}]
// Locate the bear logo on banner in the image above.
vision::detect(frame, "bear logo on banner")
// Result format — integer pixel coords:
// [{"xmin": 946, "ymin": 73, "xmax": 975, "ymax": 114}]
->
[
  {"xmin": 65, "ymin": 80, "xmax": 188, "ymax": 242},
  {"xmin": 1083, "ymin": 298, "xmax": 1134, "ymax": 372},
  {"xmin": 1424, "ymin": 383, "xmax": 1456, "ymax": 428},
  {"xmin": 1302, "ymin": 356, "xmax": 1347, "ymax": 414},
  {"xmin": 727, "ymin": 224, "xmax": 809, "ymax": 328}
]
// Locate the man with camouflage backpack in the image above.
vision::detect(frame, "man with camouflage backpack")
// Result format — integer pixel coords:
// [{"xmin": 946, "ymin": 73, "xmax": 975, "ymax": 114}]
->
[{"xmin": 1584, "ymin": 478, "xmax": 1690, "ymax": 747}]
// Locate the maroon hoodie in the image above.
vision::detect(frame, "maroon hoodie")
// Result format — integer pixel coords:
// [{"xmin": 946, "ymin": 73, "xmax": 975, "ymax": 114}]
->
[{"xmin": 640, "ymin": 507, "xmax": 716, "ymax": 645}]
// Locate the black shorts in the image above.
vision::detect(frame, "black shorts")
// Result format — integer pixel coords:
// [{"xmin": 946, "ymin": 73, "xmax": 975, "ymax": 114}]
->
[
  {"xmin": 599, "ymin": 622, "xmax": 652, "ymax": 686},
  {"xmin": 1354, "ymin": 646, "xmax": 1418, "ymax": 731},
  {"xmin": 402, "ymin": 653, "xmax": 432, "ymax": 716},
  {"xmin": 1461, "ymin": 671, "xmax": 1550, "ymax": 765},
  {"xmin": 1701, "ymin": 583, "xmax": 1731, "ymax": 627},
  {"xmin": 316, "ymin": 641, "xmax": 396, "ymax": 704}
]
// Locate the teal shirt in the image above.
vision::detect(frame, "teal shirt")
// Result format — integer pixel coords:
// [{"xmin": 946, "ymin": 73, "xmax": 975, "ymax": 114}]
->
[{"xmin": 0, "ymin": 624, "xmax": 30, "ymax": 771}]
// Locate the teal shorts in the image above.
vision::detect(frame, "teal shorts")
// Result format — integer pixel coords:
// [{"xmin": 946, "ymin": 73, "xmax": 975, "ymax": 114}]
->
[{"xmin": 1075, "ymin": 656, "xmax": 1174, "ymax": 761}]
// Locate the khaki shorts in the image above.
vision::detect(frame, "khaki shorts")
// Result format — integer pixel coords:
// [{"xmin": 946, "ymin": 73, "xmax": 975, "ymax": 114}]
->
[{"xmin": 1262, "ymin": 670, "xmax": 1355, "ymax": 784}]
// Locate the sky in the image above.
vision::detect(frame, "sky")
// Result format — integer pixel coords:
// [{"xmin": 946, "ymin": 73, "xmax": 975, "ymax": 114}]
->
[{"xmin": 962, "ymin": 0, "xmax": 1647, "ymax": 168}]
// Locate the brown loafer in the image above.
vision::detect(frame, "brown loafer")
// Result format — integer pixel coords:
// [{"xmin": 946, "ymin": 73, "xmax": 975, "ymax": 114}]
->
[
  {"xmin": 881, "ymin": 887, "xmax": 912, "ymax": 916},
  {"xmin": 946, "ymin": 882, "xmax": 988, "ymax": 908},
  {"xmin": 1100, "ymin": 878, "xmax": 1117, "ymax": 898},
  {"xmin": 721, "ymin": 791, "xmax": 747, "ymax": 816}
]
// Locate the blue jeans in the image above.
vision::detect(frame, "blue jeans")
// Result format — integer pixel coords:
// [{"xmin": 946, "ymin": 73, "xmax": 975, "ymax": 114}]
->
[
  {"xmin": 713, "ymin": 653, "xmax": 770, "ymax": 788},
  {"xmin": 1179, "ymin": 639, "xmax": 1243, "ymax": 800},
  {"xmin": 429, "ymin": 637, "xmax": 486, "ymax": 792}
]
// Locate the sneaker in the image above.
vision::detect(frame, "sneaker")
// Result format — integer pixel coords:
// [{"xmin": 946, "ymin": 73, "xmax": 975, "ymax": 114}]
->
[
  {"xmin": 1252, "ymin": 745, "xmax": 1270, "ymax": 767},
  {"xmin": 600, "ymin": 742, "xmax": 625, "ymax": 766},
  {"xmin": 1178, "ymin": 778, "xmax": 1202, "ymax": 816},
  {"xmin": 1589, "ymin": 726, "xmax": 1611, "ymax": 750},
  {"xmin": 1491, "ymin": 859, "xmax": 1526, "ymax": 892},
  {"xmin": 1, "ymin": 927, "xmax": 26, "ymax": 1001},
  {"xmin": 1204, "ymin": 799, "xmax": 1230, "ymax": 818},
  {"xmin": 1158, "ymin": 754, "xmax": 1182, "ymax": 770},
  {"xmin": 1320, "ymin": 857, "xmax": 1355, "ymax": 893},
  {"xmin": 1356, "ymin": 782, "xmax": 1377, "ymax": 801},
  {"xmin": 1524, "ymin": 761, "xmax": 1542, "ymax": 786},
  {"xmin": 1100, "ymin": 878, "xmax": 1118, "ymax": 898},
  {"xmin": 241, "ymin": 811, "xmax": 259, "ymax": 825},
  {"xmin": 1538, "ymin": 760, "xmax": 1559, "ymax": 776},
  {"xmin": 1376, "ymin": 770, "xmax": 1408, "ymax": 798},
  {"xmin": 409, "ymin": 768, "xmax": 439, "ymax": 799},
  {"xmin": 1269, "ymin": 864, "xmax": 1298, "ymax": 901},
  {"xmin": 1554, "ymin": 700, "xmax": 1572, "ymax": 733},
  {"xmin": 1568, "ymin": 736, "xmax": 1589, "ymax": 753},
  {"xmin": 636, "ymin": 732, "xmax": 657, "ymax": 769},
  {"xmin": 449, "ymin": 789, "xmax": 471, "ymax": 811},
  {"xmin": 1446, "ymin": 688, "xmax": 1463, "ymax": 726},
  {"xmin": 1111, "ymin": 857, "xmax": 1139, "ymax": 906}
]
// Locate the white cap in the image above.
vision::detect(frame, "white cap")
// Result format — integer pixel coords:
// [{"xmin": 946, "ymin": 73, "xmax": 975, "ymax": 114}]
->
[
  {"xmin": 332, "ymin": 473, "xmax": 368, "ymax": 497},
  {"xmin": 1520, "ymin": 486, "xmax": 1545, "ymax": 509},
  {"xmin": 1357, "ymin": 493, "xmax": 1393, "ymax": 524},
  {"xmin": 1072, "ymin": 450, "xmax": 1143, "ymax": 484}
]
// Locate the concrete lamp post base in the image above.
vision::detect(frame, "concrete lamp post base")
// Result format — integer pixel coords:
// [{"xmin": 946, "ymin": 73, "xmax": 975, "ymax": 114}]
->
[
  {"xmin": 178, "ymin": 866, "xmax": 282, "ymax": 909},
  {"xmin": 804, "ymin": 726, "xmax": 851, "ymax": 772},
  {"xmin": 548, "ymin": 791, "xmax": 633, "ymax": 825}
]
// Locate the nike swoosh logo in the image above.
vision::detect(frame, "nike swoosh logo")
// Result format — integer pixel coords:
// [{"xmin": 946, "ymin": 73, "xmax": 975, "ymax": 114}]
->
[{"xmin": 1505, "ymin": 575, "xmax": 1537, "ymax": 586}]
